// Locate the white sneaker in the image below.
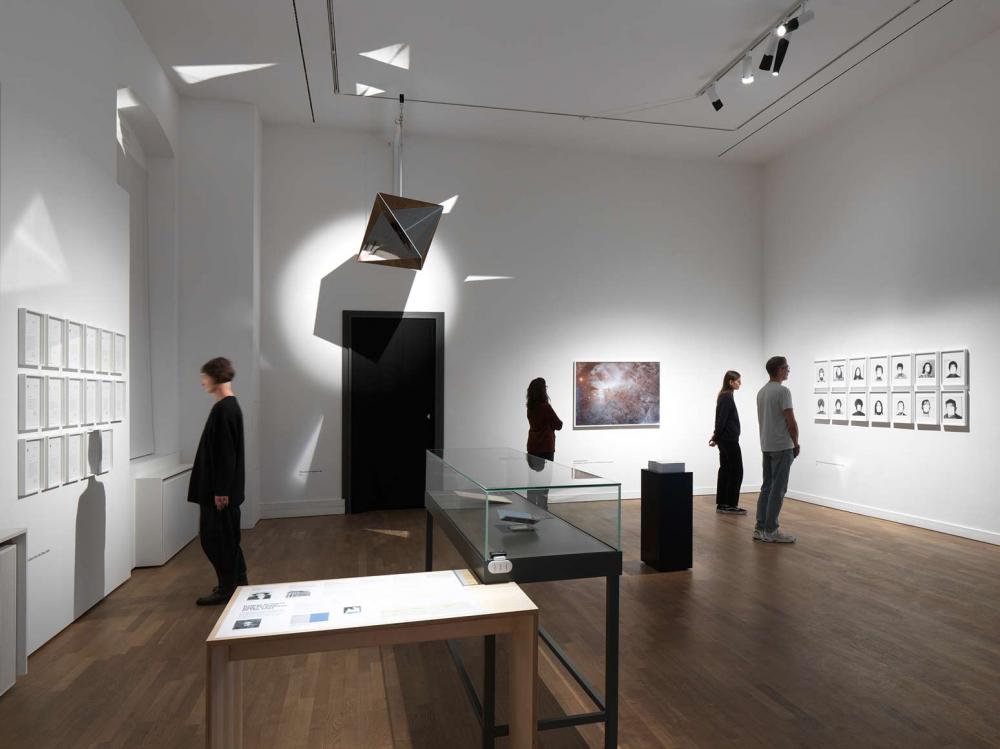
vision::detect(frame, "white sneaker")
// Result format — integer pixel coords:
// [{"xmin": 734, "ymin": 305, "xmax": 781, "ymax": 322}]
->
[
  {"xmin": 752, "ymin": 528, "xmax": 765, "ymax": 541},
  {"xmin": 763, "ymin": 530, "xmax": 796, "ymax": 544}
]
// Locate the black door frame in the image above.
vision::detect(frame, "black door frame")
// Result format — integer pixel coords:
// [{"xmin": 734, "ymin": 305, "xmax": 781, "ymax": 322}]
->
[{"xmin": 342, "ymin": 310, "xmax": 445, "ymax": 514}]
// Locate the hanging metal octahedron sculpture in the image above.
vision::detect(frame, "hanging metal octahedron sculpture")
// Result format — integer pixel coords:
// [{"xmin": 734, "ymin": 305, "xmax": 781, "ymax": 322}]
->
[{"xmin": 356, "ymin": 192, "xmax": 443, "ymax": 270}]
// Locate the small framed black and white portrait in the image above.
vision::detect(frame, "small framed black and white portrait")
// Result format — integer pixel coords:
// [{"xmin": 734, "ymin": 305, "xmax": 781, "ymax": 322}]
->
[
  {"xmin": 848, "ymin": 357, "xmax": 867, "ymax": 391},
  {"xmin": 941, "ymin": 391, "xmax": 968, "ymax": 428},
  {"xmin": 830, "ymin": 395, "xmax": 847, "ymax": 420},
  {"xmin": 814, "ymin": 360, "xmax": 830, "ymax": 392},
  {"xmin": 830, "ymin": 359, "xmax": 848, "ymax": 391},
  {"xmin": 914, "ymin": 352, "xmax": 938, "ymax": 389},
  {"xmin": 869, "ymin": 392, "xmax": 890, "ymax": 425},
  {"xmin": 814, "ymin": 395, "xmax": 829, "ymax": 420},
  {"xmin": 868, "ymin": 355, "xmax": 889, "ymax": 390},
  {"xmin": 890, "ymin": 353, "xmax": 912, "ymax": 389},
  {"xmin": 891, "ymin": 391, "xmax": 913, "ymax": 425},
  {"xmin": 915, "ymin": 391, "xmax": 939, "ymax": 426},
  {"xmin": 940, "ymin": 349, "xmax": 969, "ymax": 388},
  {"xmin": 850, "ymin": 393, "xmax": 869, "ymax": 424}
]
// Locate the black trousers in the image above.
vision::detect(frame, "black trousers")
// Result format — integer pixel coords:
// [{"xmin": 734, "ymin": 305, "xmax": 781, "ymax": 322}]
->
[
  {"xmin": 715, "ymin": 440, "xmax": 744, "ymax": 508},
  {"xmin": 526, "ymin": 451, "xmax": 554, "ymax": 509},
  {"xmin": 199, "ymin": 502, "xmax": 248, "ymax": 592}
]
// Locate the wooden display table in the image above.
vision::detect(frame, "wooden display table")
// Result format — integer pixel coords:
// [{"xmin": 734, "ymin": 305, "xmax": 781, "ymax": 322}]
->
[{"xmin": 205, "ymin": 569, "xmax": 538, "ymax": 748}]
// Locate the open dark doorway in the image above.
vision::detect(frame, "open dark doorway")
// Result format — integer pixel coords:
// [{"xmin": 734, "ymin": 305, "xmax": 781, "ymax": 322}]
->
[{"xmin": 343, "ymin": 311, "xmax": 444, "ymax": 513}]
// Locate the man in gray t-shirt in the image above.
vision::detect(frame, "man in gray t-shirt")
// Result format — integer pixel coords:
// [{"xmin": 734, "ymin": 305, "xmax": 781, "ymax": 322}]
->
[{"xmin": 755, "ymin": 356, "xmax": 800, "ymax": 543}]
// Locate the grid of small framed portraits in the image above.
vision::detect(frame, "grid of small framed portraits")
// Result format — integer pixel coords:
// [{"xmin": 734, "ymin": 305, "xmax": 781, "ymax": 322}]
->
[
  {"xmin": 16, "ymin": 308, "xmax": 126, "ymax": 497},
  {"xmin": 813, "ymin": 351, "xmax": 969, "ymax": 430}
]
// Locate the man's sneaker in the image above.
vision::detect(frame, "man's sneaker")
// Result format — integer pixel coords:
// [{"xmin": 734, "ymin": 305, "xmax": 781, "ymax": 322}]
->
[
  {"xmin": 196, "ymin": 587, "xmax": 233, "ymax": 606},
  {"xmin": 752, "ymin": 528, "xmax": 766, "ymax": 541},
  {"xmin": 719, "ymin": 506, "xmax": 747, "ymax": 515},
  {"xmin": 763, "ymin": 530, "xmax": 797, "ymax": 544}
]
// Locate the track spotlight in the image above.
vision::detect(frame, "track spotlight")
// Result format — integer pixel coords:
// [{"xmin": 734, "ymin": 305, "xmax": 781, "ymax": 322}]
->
[
  {"xmin": 779, "ymin": 2, "xmax": 814, "ymax": 36},
  {"xmin": 759, "ymin": 35, "xmax": 778, "ymax": 71},
  {"xmin": 705, "ymin": 83, "xmax": 723, "ymax": 111},
  {"xmin": 740, "ymin": 53, "xmax": 755, "ymax": 84},
  {"xmin": 772, "ymin": 36, "xmax": 791, "ymax": 75}
]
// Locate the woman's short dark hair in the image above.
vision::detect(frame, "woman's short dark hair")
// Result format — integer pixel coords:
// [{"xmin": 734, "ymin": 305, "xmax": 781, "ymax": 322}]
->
[
  {"xmin": 765, "ymin": 356, "xmax": 787, "ymax": 377},
  {"xmin": 526, "ymin": 378, "xmax": 548, "ymax": 408},
  {"xmin": 201, "ymin": 357, "xmax": 235, "ymax": 384}
]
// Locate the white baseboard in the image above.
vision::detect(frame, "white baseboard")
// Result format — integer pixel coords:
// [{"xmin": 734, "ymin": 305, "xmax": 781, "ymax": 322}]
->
[
  {"xmin": 786, "ymin": 490, "xmax": 1000, "ymax": 546},
  {"xmin": 260, "ymin": 498, "xmax": 345, "ymax": 519}
]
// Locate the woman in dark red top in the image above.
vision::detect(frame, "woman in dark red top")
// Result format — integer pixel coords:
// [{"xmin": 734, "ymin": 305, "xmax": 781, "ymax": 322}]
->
[{"xmin": 526, "ymin": 377, "xmax": 563, "ymax": 461}]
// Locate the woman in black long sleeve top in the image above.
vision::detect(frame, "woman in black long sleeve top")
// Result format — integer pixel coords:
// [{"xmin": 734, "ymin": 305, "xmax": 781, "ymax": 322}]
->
[{"xmin": 709, "ymin": 370, "xmax": 746, "ymax": 514}]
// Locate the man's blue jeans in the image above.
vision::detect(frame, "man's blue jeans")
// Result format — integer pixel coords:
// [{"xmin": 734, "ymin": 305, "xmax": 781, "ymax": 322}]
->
[{"xmin": 756, "ymin": 449, "xmax": 795, "ymax": 533}]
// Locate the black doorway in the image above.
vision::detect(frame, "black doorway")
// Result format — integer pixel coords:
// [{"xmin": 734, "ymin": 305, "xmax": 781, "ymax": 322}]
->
[{"xmin": 343, "ymin": 311, "xmax": 444, "ymax": 513}]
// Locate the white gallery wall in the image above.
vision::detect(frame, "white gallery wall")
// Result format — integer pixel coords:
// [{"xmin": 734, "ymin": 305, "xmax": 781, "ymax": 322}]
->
[
  {"xmin": 0, "ymin": 0, "xmax": 179, "ymax": 651},
  {"xmin": 261, "ymin": 126, "xmax": 765, "ymax": 514},
  {"xmin": 763, "ymin": 26, "xmax": 1000, "ymax": 544}
]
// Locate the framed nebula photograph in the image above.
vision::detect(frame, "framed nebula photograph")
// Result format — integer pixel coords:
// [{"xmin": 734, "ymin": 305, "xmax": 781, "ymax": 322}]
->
[
  {"xmin": 915, "ymin": 391, "xmax": 939, "ymax": 427},
  {"xmin": 891, "ymin": 391, "xmax": 913, "ymax": 425},
  {"xmin": 573, "ymin": 361, "xmax": 660, "ymax": 428},
  {"xmin": 813, "ymin": 361, "xmax": 830, "ymax": 392},
  {"xmin": 869, "ymin": 392, "xmax": 890, "ymax": 425},
  {"xmin": 890, "ymin": 353, "xmax": 912, "ymax": 389},
  {"xmin": 849, "ymin": 393, "xmax": 869, "ymax": 424},
  {"xmin": 941, "ymin": 391, "xmax": 968, "ymax": 428},
  {"xmin": 830, "ymin": 359, "xmax": 848, "ymax": 392},
  {"xmin": 869, "ymin": 355, "xmax": 889, "ymax": 390},
  {"xmin": 848, "ymin": 357, "xmax": 867, "ymax": 391},
  {"xmin": 830, "ymin": 394, "xmax": 848, "ymax": 420},
  {"xmin": 914, "ymin": 352, "xmax": 938, "ymax": 389},
  {"xmin": 814, "ymin": 394, "xmax": 829, "ymax": 420},
  {"xmin": 940, "ymin": 349, "xmax": 969, "ymax": 388}
]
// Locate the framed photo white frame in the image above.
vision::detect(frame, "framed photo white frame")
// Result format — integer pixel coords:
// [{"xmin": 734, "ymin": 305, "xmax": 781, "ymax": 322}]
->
[
  {"xmin": 18, "ymin": 438, "xmax": 44, "ymax": 497},
  {"xmin": 18, "ymin": 374, "xmax": 44, "ymax": 432},
  {"xmin": 66, "ymin": 432, "xmax": 85, "ymax": 484},
  {"xmin": 65, "ymin": 320, "xmax": 83, "ymax": 372},
  {"xmin": 99, "ymin": 429, "xmax": 113, "ymax": 474},
  {"xmin": 830, "ymin": 359, "xmax": 847, "ymax": 391},
  {"xmin": 890, "ymin": 353, "xmax": 913, "ymax": 389},
  {"xmin": 83, "ymin": 431, "xmax": 98, "ymax": 478},
  {"xmin": 113, "ymin": 333, "xmax": 126, "ymax": 376},
  {"xmin": 848, "ymin": 357, "xmax": 867, "ymax": 391},
  {"xmin": 98, "ymin": 329, "xmax": 113, "ymax": 374},
  {"xmin": 891, "ymin": 391, "xmax": 913, "ymax": 425},
  {"xmin": 112, "ymin": 381, "xmax": 126, "ymax": 423},
  {"xmin": 814, "ymin": 394, "xmax": 830, "ymax": 420},
  {"xmin": 915, "ymin": 391, "xmax": 939, "ymax": 427},
  {"xmin": 45, "ymin": 376, "xmax": 65, "ymax": 430},
  {"xmin": 65, "ymin": 378, "xmax": 83, "ymax": 427},
  {"xmin": 44, "ymin": 315, "xmax": 65, "ymax": 370},
  {"xmin": 869, "ymin": 355, "xmax": 889, "ymax": 391},
  {"xmin": 83, "ymin": 380, "xmax": 98, "ymax": 426},
  {"xmin": 940, "ymin": 349, "xmax": 969, "ymax": 388},
  {"xmin": 45, "ymin": 435, "xmax": 65, "ymax": 490},
  {"xmin": 83, "ymin": 325, "xmax": 99, "ymax": 373},
  {"xmin": 914, "ymin": 352, "xmax": 939, "ymax": 390},
  {"xmin": 849, "ymin": 393, "xmax": 869, "ymax": 424},
  {"xmin": 869, "ymin": 392, "xmax": 890, "ymax": 425},
  {"xmin": 830, "ymin": 394, "xmax": 848, "ymax": 420},
  {"xmin": 99, "ymin": 380, "xmax": 113, "ymax": 424},
  {"xmin": 18, "ymin": 308, "xmax": 44, "ymax": 369},
  {"xmin": 813, "ymin": 360, "xmax": 830, "ymax": 392},
  {"xmin": 941, "ymin": 391, "xmax": 968, "ymax": 428}
]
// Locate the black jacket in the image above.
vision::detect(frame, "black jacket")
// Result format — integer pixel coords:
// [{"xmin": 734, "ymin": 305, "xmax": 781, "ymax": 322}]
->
[
  {"xmin": 712, "ymin": 392, "xmax": 741, "ymax": 443},
  {"xmin": 188, "ymin": 396, "xmax": 245, "ymax": 506}
]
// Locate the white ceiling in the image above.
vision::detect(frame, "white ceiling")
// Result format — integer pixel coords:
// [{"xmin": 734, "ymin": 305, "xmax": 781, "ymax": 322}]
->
[{"xmin": 123, "ymin": 0, "xmax": 1000, "ymax": 163}]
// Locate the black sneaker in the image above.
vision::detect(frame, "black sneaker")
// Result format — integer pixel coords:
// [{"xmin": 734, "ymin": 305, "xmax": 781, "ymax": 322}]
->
[
  {"xmin": 717, "ymin": 505, "xmax": 747, "ymax": 514},
  {"xmin": 196, "ymin": 587, "xmax": 233, "ymax": 606}
]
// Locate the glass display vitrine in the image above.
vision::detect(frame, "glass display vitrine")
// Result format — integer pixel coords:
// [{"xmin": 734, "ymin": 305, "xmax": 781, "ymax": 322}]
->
[{"xmin": 425, "ymin": 447, "xmax": 622, "ymax": 748}]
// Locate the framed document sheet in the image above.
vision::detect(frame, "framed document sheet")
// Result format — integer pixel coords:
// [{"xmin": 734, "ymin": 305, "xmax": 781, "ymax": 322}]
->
[
  {"xmin": 18, "ymin": 308, "xmax": 44, "ymax": 368},
  {"xmin": 84, "ymin": 326, "xmax": 99, "ymax": 373},
  {"xmin": 66, "ymin": 320, "xmax": 83, "ymax": 371},
  {"xmin": 45, "ymin": 435, "xmax": 65, "ymax": 490},
  {"xmin": 99, "ymin": 330, "xmax": 113, "ymax": 374},
  {"xmin": 66, "ymin": 432, "xmax": 85, "ymax": 483},
  {"xmin": 18, "ymin": 438, "xmax": 44, "ymax": 497},
  {"xmin": 84, "ymin": 380, "xmax": 98, "ymax": 426},
  {"xmin": 45, "ymin": 315, "xmax": 65, "ymax": 370},
  {"xmin": 18, "ymin": 374, "xmax": 44, "ymax": 432},
  {"xmin": 113, "ymin": 381, "xmax": 126, "ymax": 423},
  {"xmin": 46, "ymin": 377, "xmax": 65, "ymax": 430},
  {"xmin": 99, "ymin": 429, "xmax": 113, "ymax": 474},
  {"xmin": 113, "ymin": 333, "xmax": 127, "ymax": 376},
  {"xmin": 66, "ymin": 378, "xmax": 83, "ymax": 427},
  {"xmin": 100, "ymin": 381, "xmax": 113, "ymax": 424}
]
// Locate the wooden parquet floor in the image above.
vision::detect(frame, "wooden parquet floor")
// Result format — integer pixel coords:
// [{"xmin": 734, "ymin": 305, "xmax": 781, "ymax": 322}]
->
[{"xmin": 1, "ymin": 495, "xmax": 999, "ymax": 748}]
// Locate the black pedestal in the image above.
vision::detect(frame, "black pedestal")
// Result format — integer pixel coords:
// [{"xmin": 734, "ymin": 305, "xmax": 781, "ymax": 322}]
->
[{"xmin": 640, "ymin": 469, "xmax": 693, "ymax": 571}]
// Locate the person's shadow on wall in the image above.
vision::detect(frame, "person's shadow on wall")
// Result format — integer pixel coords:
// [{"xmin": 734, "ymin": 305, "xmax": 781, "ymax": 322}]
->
[{"xmin": 74, "ymin": 430, "xmax": 106, "ymax": 618}]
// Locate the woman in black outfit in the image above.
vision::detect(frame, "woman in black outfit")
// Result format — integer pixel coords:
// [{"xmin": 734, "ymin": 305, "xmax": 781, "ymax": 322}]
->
[
  {"xmin": 709, "ymin": 370, "xmax": 746, "ymax": 514},
  {"xmin": 525, "ymin": 378, "xmax": 562, "ymax": 508}
]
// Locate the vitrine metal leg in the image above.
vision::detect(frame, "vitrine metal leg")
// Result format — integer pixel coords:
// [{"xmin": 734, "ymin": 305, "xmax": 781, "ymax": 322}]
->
[
  {"xmin": 425, "ymin": 512, "xmax": 434, "ymax": 572},
  {"xmin": 605, "ymin": 573, "xmax": 619, "ymax": 749},
  {"xmin": 483, "ymin": 634, "xmax": 496, "ymax": 749}
]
